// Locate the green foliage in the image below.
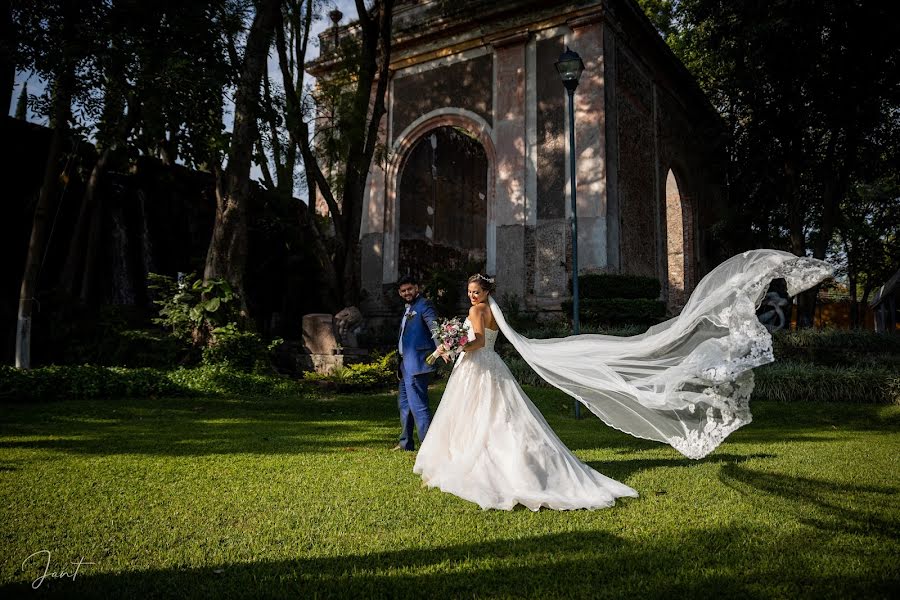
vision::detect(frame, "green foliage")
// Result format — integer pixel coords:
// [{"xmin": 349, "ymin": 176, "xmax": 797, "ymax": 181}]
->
[
  {"xmin": 0, "ymin": 364, "xmax": 306, "ymax": 402},
  {"xmin": 517, "ymin": 322, "xmax": 646, "ymax": 340},
  {"xmin": 635, "ymin": 0, "xmax": 678, "ymax": 38},
  {"xmin": 773, "ymin": 328, "xmax": 900, "ymax": 355},
  {"xmin": 148, "ymin": 272, "xmax": 237, "ymax": 343},
  {"xmin": 505, "ymin": 327, "xmax": 899, "ymax": 405},
  {"xmin": 303, "ymin": 352, "xmax": 397, "ymax": 392},
  {"xmin": 423, "ymin": 269, "xmax": 462, "ymax": 318},
  {"xmin": 105, "ymin": 328, "xmax": 189, "ymax": 368},
  {"xmin": 166, "ymin": 364, "xmax": 302, "ymax": 398},
  {"xmin": 579, "ymin": 273, "xmax": 662, "ymax": 300},
  {"xmin": 148, "ymin": 272, "xmax": 280, "ymax": 372},
  {"xmin": 755, "ymin": 362, "xmax": 899, "ymax": 405},
  {"xmin": 33, "ymin": 302, "xmax": 188, "ymax": 368},
  {"xmin": 499, "ymin": 293, "xmax": 531, "ymax": 330},
  {"xmin": 654, "ymin": 0, "xmax": 900, "ymax": 261},
  {"xmin": 202, "ymin": 323, "xmax": 283, "ymax": 373},
  {"xmin": 772, "ymin": 329, "xmax": 900, "ymax": 368},
  {"xmin": 505, "ymin": 352, "xmax": 899, "ymax": 405},
  {"xmin": 561, "ymin": 298, "xmax": 667, "ymax": 326},
  {"xmin": 0, "ymin": 365, "xmax": 187, "ymax": 402},
  {"xmin": 835, "ymin": 176, "xmax": 900, "ymax": 309},
  {"xmin": 503, "ymin": 356, "xmax": 547, "ymax": 388}
]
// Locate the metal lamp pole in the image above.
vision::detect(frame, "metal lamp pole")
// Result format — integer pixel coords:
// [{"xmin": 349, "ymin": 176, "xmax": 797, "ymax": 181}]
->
[{"xmin": 556, "ymin": 46, "xmax": 585, "ymax": 419}]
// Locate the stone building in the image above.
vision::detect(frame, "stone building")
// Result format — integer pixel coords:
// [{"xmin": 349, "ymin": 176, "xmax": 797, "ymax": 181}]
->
[{"xmin": 309, "ymin": 0, "xmax": 726, "ymax": 318}]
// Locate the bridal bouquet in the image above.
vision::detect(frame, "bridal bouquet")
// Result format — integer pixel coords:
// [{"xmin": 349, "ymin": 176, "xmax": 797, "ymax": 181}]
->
[{"xmin": 425, "ymin": 317, "xmax": 469, "ymax": 365}]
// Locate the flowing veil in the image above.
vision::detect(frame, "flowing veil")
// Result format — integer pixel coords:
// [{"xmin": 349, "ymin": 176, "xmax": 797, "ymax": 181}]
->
[{"xmin": 488, "ymin": 249, "xmax": 832, "ymax": 459}]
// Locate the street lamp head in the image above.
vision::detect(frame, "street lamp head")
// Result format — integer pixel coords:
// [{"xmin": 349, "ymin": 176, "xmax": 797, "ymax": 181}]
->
[
  {"xmin": 555, "ymin": 47, "xmax": 585, "ymax": 93},
  {"xmin": 329, "ymin": 8, "xmax": 343, "ymax": 50}
]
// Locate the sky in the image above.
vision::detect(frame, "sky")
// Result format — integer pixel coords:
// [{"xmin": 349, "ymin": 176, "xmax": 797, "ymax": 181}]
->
[{"xmin": 8, "ymin": 0, "xmax": 358, "ymax": 191}]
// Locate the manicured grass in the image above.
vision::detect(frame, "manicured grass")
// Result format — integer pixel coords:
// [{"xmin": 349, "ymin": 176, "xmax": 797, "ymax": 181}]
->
[{"xmin": 1, "ymin": 383, "xmax": 898, "ymax": 598}]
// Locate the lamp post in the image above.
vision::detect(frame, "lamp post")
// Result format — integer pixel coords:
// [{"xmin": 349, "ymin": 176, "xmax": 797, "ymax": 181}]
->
[
  {"xmin": 329, "ymin": 8, "xmax": 343, "ymax": 49},
  {"xmin": 556, "ymin": 46, "xmax": 585, "ymax": 419}
]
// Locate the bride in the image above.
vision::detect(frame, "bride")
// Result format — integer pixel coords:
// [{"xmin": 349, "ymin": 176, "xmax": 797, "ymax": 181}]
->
[{"xmin": 413, "ymin": 250, "xmax": 832, "ymax": 511}]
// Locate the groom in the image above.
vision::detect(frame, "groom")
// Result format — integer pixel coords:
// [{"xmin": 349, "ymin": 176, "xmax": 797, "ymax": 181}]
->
[{"xmin": 394, "ymin": 274, "xmax": 439, "ymax": 451}]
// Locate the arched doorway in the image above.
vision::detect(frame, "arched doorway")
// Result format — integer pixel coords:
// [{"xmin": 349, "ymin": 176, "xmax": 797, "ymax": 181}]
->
[
  {"xmin": 397, "ymin": 125, "xmax": 488, "ymax": 282},
  {"xmin": 665, "ymin": 168, "xmax": 688, "ymax": 308}
]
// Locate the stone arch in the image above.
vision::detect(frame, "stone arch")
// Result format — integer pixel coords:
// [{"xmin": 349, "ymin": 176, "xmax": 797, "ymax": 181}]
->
[
  {"xmin": 383, "ymin": 109, "xmax": 496, "ymax": 284},
  {"xmin": 664, "ymin": 166, "xmax": 695, "ymax": 309}
]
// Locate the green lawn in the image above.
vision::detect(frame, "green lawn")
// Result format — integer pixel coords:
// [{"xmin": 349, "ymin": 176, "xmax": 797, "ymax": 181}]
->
[{"xmin": 1, "ymin": 383, "xmax": 898, "ymax": 598}]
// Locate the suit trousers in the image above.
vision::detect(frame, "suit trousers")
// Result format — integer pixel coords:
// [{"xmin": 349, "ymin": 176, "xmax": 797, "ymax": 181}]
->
[{"xmin": 397, "ymin": 361, "xmax": 433, "ymax": 450}]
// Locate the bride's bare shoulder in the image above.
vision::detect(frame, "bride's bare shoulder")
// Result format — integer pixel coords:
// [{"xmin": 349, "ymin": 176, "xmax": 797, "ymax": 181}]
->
[{"xmin": 468, "ymin": 303, "xmax": 490, "ymax": 319}]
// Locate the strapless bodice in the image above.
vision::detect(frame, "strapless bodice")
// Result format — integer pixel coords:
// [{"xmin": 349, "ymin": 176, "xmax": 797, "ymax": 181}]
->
[{"xmin": 464, "ymin": 318, "xmax": 499, "ymax": 351}]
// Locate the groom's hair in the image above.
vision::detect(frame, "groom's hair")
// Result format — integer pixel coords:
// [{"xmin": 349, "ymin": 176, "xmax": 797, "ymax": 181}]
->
[{"xmin": 398, "ymin": 274, "xmax": 419, "ymax": 286}]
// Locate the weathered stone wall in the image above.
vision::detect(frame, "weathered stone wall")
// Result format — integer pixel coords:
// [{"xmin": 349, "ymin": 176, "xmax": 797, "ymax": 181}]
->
[
  {"xmin": 615, "ymin": 46, "xmax": 657, "ymax": 278},
  {"xmin": 391, "ymin": 53, "xmax": 493, "ymax": 141},
  {"xmin": 535, "ymin": 36, "xmax": 566, "ymax": 221},
  {"xmin": 656, "ymin": 84, "xmax": 697, "ymax": 305}
]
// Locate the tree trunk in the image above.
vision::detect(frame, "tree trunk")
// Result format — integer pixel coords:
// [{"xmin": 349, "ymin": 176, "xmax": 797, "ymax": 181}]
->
[
  {"xmin": 337, "ymin": 0, "xmax": 393, "ymax": 307},
  {"xmin": 784, "ymin": 154, "xmax": 817, "ymax": 329},
  {"xmin": 60, "ymin": 146, "xmax": 111, "ymax": 297},
  {"xmin": 15, "ymin": 65, "xmax": 75, "ymax": 367},
  {"xmin": 204, "ymin": 0, "xmax": 280, "ymax": 319},
  {"xmin": 78, "ymin": 180, "xmax": 105, "ymax": 303},
  {"xmin": 1, "ymin": 0, "xmax": 13, "ymax": 115}
]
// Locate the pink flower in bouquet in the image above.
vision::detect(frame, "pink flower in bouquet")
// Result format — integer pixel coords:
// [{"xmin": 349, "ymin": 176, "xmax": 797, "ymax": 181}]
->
[{"xmin": 427, "ymin": 317, "xmax": 469, "ymax": 365}]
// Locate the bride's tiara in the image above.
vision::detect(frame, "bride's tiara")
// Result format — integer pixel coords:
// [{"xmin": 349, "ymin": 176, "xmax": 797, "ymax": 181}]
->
[{"xmin": 475, "ymin": 273, "xmax": 495, "ymax": 284}]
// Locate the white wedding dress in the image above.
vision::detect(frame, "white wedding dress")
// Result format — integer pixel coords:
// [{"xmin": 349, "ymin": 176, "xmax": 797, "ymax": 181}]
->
[
  {"xmin": 413, "ymin": 250, "xmax": 832, "ymax": 511},
  {"xmin": 413, "ymin": 320, "xmax": 640, "ymax": 511}
]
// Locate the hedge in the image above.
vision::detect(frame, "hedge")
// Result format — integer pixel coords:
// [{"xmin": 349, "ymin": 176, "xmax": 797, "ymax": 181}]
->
[
  {"xmin": 504, "ymin": 358, "xmax": 899, "ymax": 405},
  {"xmin": 754, "ymin": 362, "xmax": 900, "ymax": 404},
  {"xmin": 0, "ymin": 364, "xmax": 305, "ymax": 402},
  {"xmin": 579, "ymin": 273, "xmax": 661, "ymax": 300},
  {"xmin": 773, "ymin": 329, "xmax": 900, "ymax": 356},
  {"xmin": 560, "ymin": 298, "xmax": 667, "ymax": 325}
]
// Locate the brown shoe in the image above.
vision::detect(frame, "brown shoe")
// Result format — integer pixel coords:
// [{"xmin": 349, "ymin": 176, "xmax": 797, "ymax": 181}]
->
[{"xmin": 391, "ymin": 444, "xmax": 412, "ymax": 451}]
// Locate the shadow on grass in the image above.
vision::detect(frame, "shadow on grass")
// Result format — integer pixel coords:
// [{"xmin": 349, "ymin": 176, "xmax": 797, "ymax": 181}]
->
[
  {"xmin": 1, "ymin": 527, "xmax": 895, "ymax": 599},
  {"xmin": 720, "ymin": 464, "xmax": 900, "ymax": 539},
  {"xmin": 0, "ymin": 394, "xmax": 401, "ymax": 457},
  {"xmin": 1, "ymin": 389, "xmax": 894, "ymax": 460},
  {"xmin": 592, "ymin": 453, "xmax": 776, "ymax": 482}
]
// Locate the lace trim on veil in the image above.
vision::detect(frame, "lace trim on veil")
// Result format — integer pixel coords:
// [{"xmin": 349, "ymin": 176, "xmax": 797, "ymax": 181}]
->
[{"xmin": 489, "ymin": 250, "xmax": 832, "ymax": 459}]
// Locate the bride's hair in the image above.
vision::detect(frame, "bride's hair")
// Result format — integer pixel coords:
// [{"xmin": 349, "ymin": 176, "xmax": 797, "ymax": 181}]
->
[{"xmin": 468, "ymin": 273, "xmax": 496, "ymax": 293}]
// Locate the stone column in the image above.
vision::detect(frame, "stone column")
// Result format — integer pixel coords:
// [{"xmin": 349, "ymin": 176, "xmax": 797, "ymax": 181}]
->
[
  {"xmin": 360, "ymin": 103, "xmax": 389, "ymax": 313},
  {"xmin": 570, "ymin": 16, "xmax": 607, "ymax": 271},
  {"xmin": 490, "ymin": 34, "xmax": 528, "ymax": 301},
  {"xmin": 603, "ymin": 23, "xmax": 620, "ymax": 271}
]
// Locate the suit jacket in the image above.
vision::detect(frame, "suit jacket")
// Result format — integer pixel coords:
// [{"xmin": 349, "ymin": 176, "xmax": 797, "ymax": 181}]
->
[{"xmin": 399, "ymin": 294, "xmax": 439, "ymax": 377}]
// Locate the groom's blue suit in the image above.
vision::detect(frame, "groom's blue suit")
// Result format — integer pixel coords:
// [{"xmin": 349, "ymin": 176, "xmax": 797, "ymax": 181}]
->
[{"xmin": 397, "ymin": 294, "xmax": 438, "ymax": 450}]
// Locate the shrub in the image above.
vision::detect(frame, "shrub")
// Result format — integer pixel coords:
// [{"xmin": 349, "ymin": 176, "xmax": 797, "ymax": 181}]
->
[
  {"xmin": 201, "ymin": 323, "xmax": 283, "ymax": 372},
  {"xmin": 168, "ymin": 364, "xmax": 303, "ymax": 397},
  {"xmin": 0, "ymin": 365, "xmax": 188, "ymax": 402},
  {"xmin": 579, "ymin": 273, "xmax": 661, "ymax": 300},
  {"xmin": 754, "ymin": 362, "xmax": 899, "ymax": 405},
  {"xmin": 423, "ymin": 269, "xmax": 462, "ymax": 319},
  {"xmin": 503, "ymin": 356, "xmax": 548, "ymax": 388},
  {"xmin": 772, "ymin": 329, "xmax": 900, "ymax": 367},
  {"xmin": 149, "ymin": 272, "xmax": 281, "ymax": 372},
  {"xmin": 0, "ymin": 364, "xmax": 306, "ymax": 402},
  {"xmin": 561, "ymin": 298, "xmax": 666, "ymax": 326},
  {"xmin": 303, "ymin": 351, "xmax": 397, "ymax": 392},
  {"xmin": 148, "ymin": 272, "xmax": 238, "ymax": 342},
  {"xmin": 494, "ymin": 322, "xmax": 645, "ymax": 360}
]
